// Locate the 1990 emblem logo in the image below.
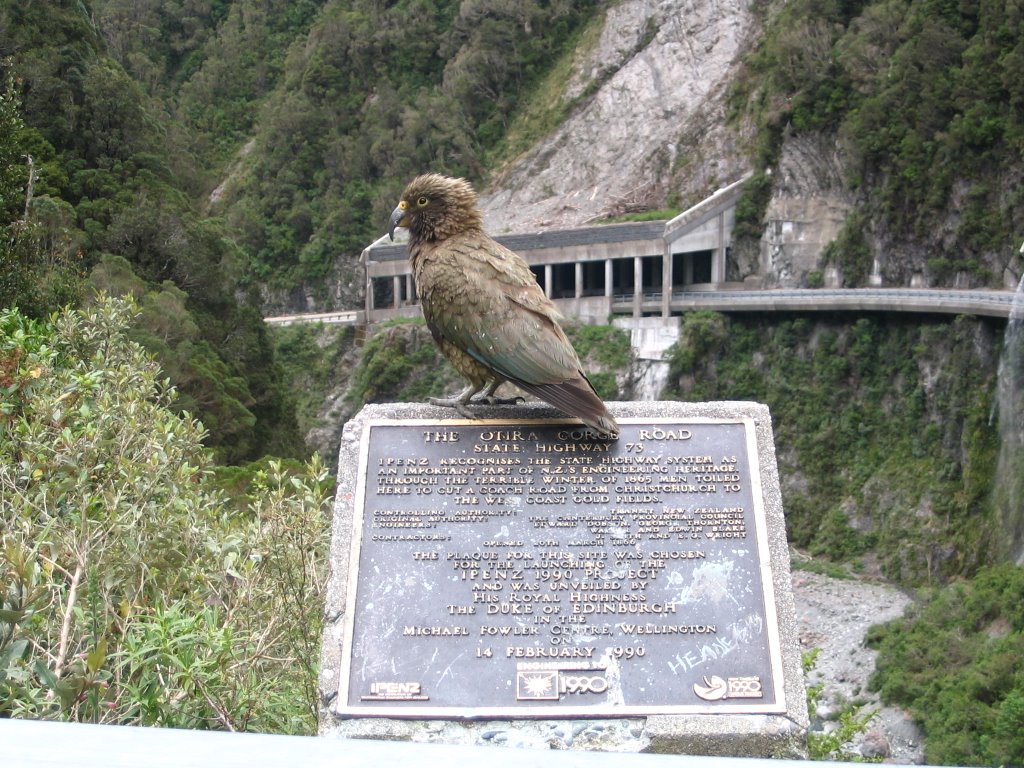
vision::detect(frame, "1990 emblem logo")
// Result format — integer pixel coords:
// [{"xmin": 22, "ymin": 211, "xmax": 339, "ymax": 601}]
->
[
  {"xmin": 516, "ymin": 670, "xmax": 608, "ymax": 701},
  {"xmin": 692, "ymin": 674, "xmax": 763, "ymax": 701}
]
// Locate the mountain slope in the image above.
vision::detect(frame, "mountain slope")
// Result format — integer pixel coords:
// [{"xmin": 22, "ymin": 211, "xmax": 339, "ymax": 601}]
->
[
  {"xmin": 481, "ymin": 0, "xmax": 758, "ymax": 231},
  {"xmin": 1, "ymin": 0, "xmax": 305, "ymax": 461}
]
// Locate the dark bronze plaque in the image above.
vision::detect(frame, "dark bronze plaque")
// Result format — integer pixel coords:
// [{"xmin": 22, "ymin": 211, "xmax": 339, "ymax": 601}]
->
[{"xmin": 338, "ymin": 418, "xmax": 786, "ymax": 718}]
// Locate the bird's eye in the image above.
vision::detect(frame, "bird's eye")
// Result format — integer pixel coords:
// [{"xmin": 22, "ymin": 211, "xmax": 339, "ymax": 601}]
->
[{"xmin": 417, "ymin": 196, "xmax": 429, "ymax": 207}]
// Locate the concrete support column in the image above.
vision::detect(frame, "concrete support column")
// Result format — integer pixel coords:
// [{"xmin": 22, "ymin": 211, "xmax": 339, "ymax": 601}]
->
[
  {"xmin": 661, "ymin": 243, "xmax": 672, "ymax": 317},
  {"xmin": 713, "ymin": 212, "xmax": 726, "ymax": 284},
  {"xmin": 392, "ymin": 276, "xmax": 401, "ymax": 309},
  {"xmin": 633, "ymin": 255, "xmax": 642, "ymax": 317},
  {"xmin": 575, "ymin": 262, "xmax": 583, "ymax": 299},
  {"xmin": 604, "ymin": 259, "xmax": 613, "ymax": 298},
  {"xmin": 544, "ymin": 264, "xmax": 553, "ymax": 299},
  {"xmin": 363, "ymin": 249, "xmax": 373, "ymax": 322},
  {"xmin": 406, "ymin": 274, "xmax": 415, "ymax": 304}
]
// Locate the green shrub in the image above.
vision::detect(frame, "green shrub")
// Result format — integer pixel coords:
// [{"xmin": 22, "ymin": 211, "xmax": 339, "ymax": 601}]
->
[
  {"xmin": 269, "ymin": 322, "xmax": 355, "ymax": 436},
  {"xmin": 345, "ymin": 318, "xmax": 454, "ymax": 408},
  {"xmin": 566, "ymin": 323, "xmax": 632, "ymax": 372},
  {"xmin": 587, "ymin": 371, "xmax": 618, "ymax": 400},
  {"xmin": 0, "ymin": 298, "xmax": 330, "ymax": 732},
  {"xmin": 867, "ymin": 564, "xmax": 1024, "ymax": 765},
  {"xmin": 668, "ymin": 311, "xmax": 729, "ymax": 377},
  {"xmin": 822, "ymin": 212, "xmax": 873, "ymax": 287}
]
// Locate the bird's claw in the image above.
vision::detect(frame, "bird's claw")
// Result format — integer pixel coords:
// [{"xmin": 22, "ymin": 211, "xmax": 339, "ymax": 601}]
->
[
  {"xmin": 471, "ymin": 394, "xmax": 525, "ymax": 406},
  {"xmin": 428, "ymin": 396, "xmax": 478, "ymax": 420}
]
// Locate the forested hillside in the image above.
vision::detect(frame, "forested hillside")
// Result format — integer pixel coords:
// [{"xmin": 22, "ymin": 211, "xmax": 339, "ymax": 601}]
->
[
  {"xmin": 730, "ymin": 0, "xmax": 1024, "ymax": 286},
  {"xmin": 1, "ymin": 1, "xmax": 308, "ymax": 462},
  {"xmin": 205, "ymin": 0, "xmax": 602, "ymax": 306}
]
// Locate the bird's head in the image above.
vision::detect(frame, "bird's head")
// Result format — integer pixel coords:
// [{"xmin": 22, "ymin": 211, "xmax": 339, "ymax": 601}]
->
[{"xmin": 388, "ymin": 174, "xmax": 482, "ymax": 242}]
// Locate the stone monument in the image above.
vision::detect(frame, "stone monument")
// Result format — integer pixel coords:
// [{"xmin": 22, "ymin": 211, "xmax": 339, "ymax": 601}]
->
[{"xmin": 319, "ymin": 401, "xmax": 808, "ymax": 756}]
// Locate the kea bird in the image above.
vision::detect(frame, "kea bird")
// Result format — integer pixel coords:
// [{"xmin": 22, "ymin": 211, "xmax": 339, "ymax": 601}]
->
[{"xmin": 388, "ymin": 173, "xmax": 619, "ymax": 437}]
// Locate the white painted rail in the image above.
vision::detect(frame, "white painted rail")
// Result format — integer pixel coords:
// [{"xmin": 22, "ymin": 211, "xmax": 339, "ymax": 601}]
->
[
  {"xmin": 1, "ymin": 717, "xmax": 958, "ymax": 768},
  {"xmin": 264, "ymin": 310, "xmax": 364, "ymax": 326},
  {"xmin": 613, "ymin": 288, "xmax": 1019, "ymax": 319}
]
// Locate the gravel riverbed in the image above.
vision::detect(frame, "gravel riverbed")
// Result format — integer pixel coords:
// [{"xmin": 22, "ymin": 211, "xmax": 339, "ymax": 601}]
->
[{"xmin": 792, "ymin": 566, "xmax": 925, "ymax": 763}]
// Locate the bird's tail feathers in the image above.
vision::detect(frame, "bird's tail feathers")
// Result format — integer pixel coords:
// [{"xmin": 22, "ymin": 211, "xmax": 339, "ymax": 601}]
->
[
  {"xmin": 514, "ymin": 377, "xmax": 619, "ymax": 438},
  {"xmin": 588, "ymin": 410, "xmax": 621, "ymax": 439}
]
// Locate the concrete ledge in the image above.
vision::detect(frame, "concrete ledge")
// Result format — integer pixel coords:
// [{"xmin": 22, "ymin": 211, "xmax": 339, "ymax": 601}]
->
[{"xmin": 5, "ymin": 716, "xmax": 914, "ymax": 767}]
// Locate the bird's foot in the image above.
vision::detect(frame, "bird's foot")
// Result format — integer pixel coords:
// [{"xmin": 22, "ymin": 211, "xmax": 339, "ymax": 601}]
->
[
  {"xmin": 428, "ymin": 396, "xmax": 478, "ymax": 420},
  {"xmin": 471, "ymin": 394, "xmax": 524, "ymax": 406}
]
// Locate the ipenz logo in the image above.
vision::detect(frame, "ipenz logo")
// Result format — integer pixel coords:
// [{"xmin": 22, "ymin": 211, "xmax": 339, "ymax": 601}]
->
[{"xmin": 360, "ymin": 681, "xmax": 429, "ymax": 702}]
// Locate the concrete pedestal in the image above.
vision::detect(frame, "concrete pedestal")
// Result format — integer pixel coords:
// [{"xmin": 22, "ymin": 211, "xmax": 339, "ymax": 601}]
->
[{"xmin": 319, "ymin": 401, "xmax": 807, "ymax": 757}]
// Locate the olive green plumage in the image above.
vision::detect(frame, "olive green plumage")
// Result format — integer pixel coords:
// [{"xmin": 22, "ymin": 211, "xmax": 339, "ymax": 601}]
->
[{"xmin": 388, "ymin": 173, "xmax": 619, "ymax": 437}]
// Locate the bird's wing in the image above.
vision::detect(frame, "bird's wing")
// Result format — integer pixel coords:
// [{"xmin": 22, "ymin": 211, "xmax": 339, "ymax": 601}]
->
[{"xmin": 428, "ymin": 234, "xmax": 582, "ymax": 387}]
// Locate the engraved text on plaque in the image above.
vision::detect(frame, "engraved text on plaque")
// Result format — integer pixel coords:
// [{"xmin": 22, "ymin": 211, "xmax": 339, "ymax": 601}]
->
[{"xmin": 338, "ymin": 418, "xmax": 786, "ymax": 718}]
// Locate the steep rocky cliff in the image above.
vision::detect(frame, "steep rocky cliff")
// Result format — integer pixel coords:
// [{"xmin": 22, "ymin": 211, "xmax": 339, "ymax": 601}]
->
[
  {"xmin": 480, "ymin": 0, "xmax": 758, "ymax": 233},
  {"xmin": 761, "ymin": 132, "xmax": 856, "ymax": 287}
]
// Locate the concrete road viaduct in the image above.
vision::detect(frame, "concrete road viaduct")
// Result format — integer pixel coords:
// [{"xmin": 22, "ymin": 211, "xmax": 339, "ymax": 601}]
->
[{"xmin": 265, "ymin": 177, "xmax": 1021, "ymax": 327}]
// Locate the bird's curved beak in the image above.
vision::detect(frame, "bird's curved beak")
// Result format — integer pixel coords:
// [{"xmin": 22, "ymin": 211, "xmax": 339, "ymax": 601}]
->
[{"xmin": 388, "ymin": 202, "xmax": 410, "ymax": 241}]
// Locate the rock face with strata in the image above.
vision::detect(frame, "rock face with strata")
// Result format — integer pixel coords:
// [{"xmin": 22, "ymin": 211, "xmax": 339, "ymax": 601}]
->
[
  {"xmin": 760, "ymin": 133, "xmax": 855, "ymax": 287},
  {"xmin": 479, "ymin": 0, "xmax": 759, "ymax": 233}
]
